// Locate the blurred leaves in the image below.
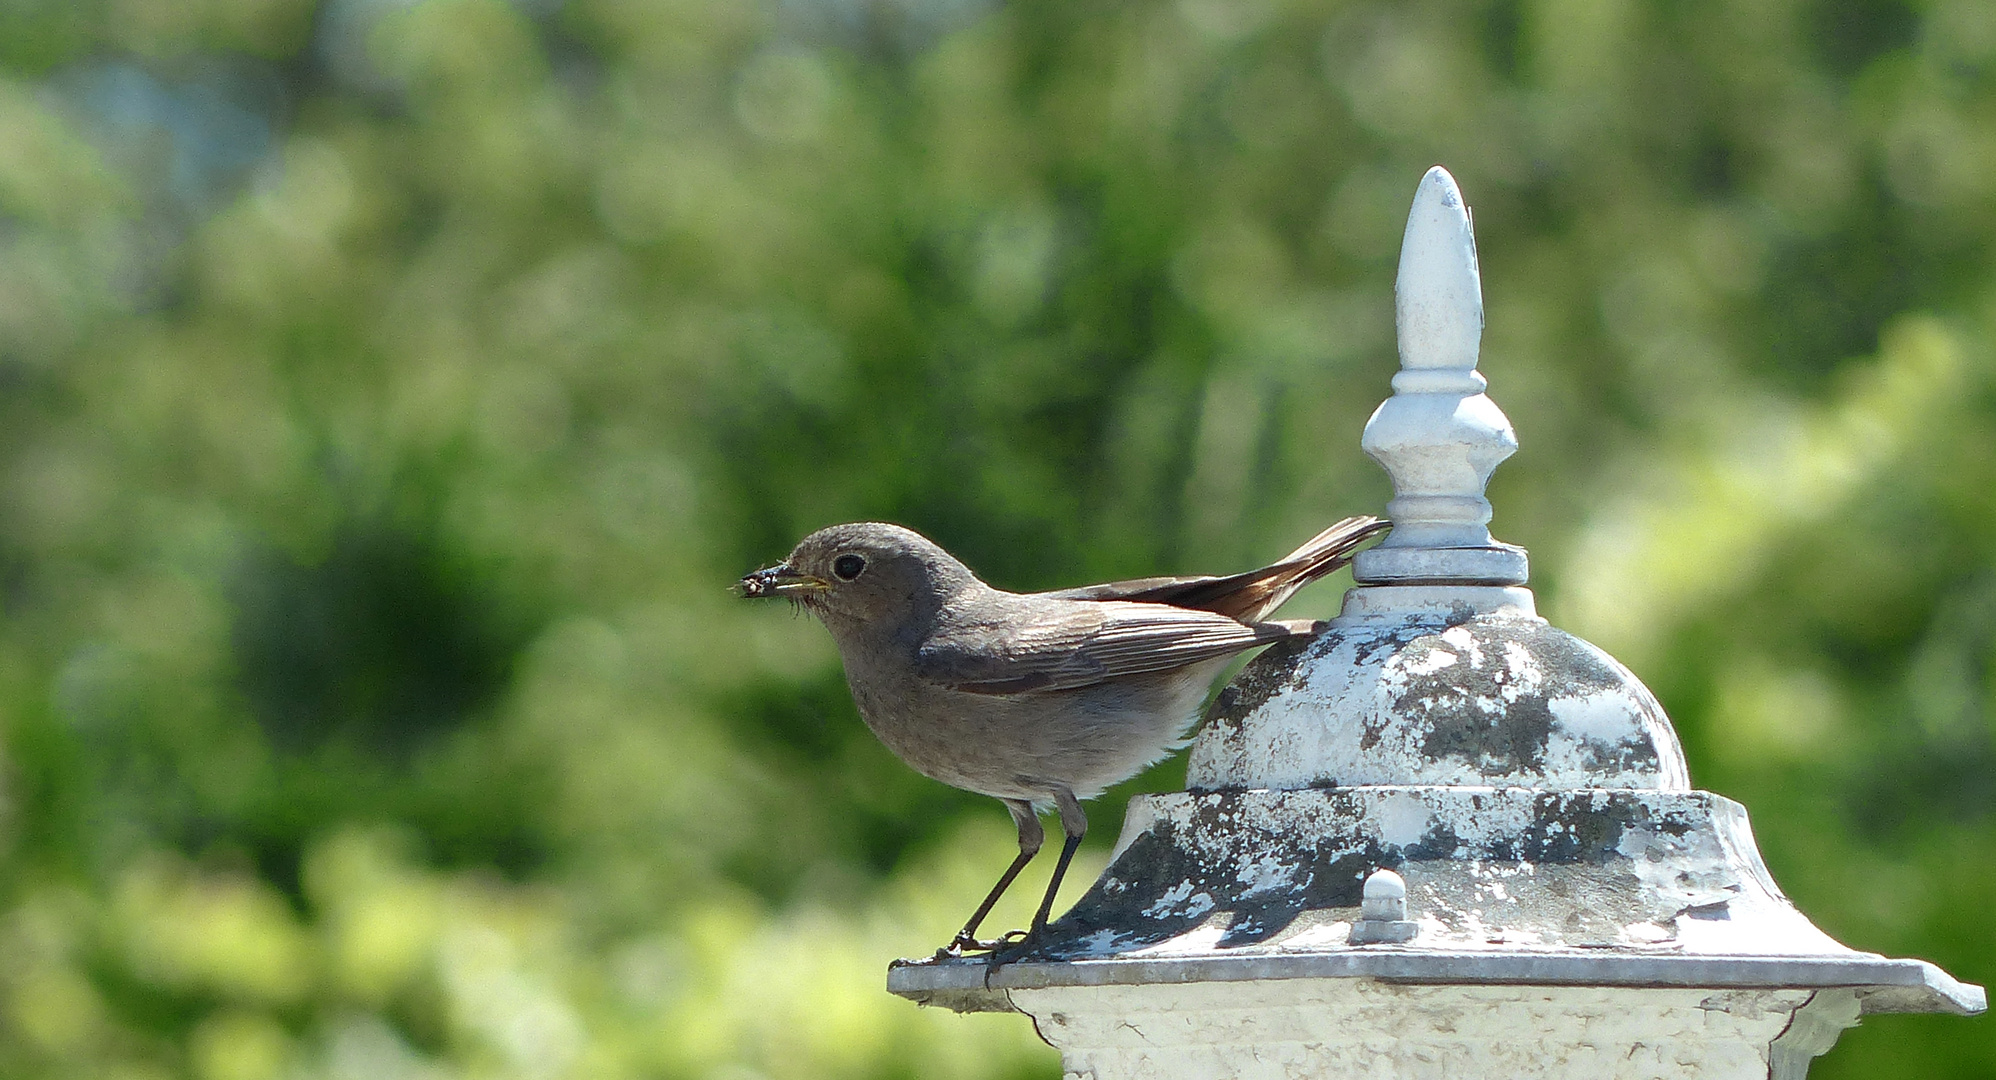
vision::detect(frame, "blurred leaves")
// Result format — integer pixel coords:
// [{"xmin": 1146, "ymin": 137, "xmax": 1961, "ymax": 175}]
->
[{"xmin": 0, "ymin": 0, "xmax": 1989, "ymax": 1076}]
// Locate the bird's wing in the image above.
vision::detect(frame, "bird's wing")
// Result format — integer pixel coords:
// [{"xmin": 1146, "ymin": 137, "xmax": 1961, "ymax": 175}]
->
[
  {"xmin": 916, "ymin": 601, "xmax": 1293, "ymax": 695},
  {"xmin": 1039, "ymin": 575, "xmax": 1223, "ymax": 604}
]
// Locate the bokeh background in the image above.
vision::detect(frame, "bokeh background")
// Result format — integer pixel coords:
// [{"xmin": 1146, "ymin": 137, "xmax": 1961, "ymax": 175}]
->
[{"xmin": 0, "ymin": 0, "xmax": 1990, "ymax": 1076}]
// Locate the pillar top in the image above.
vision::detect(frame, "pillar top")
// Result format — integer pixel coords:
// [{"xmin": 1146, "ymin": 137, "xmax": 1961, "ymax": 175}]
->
[{"xmin": 883, "ymin": 166, "xmax": 1985, "ymax": 1052}]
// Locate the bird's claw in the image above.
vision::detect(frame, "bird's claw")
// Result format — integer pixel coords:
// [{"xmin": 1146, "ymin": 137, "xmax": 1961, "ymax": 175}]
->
[
  {"xmin": 987, "ymin": 928, "xmax": 1043, "ymax": 968},
  {"xmin": 935, "ymin": 928, "xmax": 1032, "ymax": 959}
]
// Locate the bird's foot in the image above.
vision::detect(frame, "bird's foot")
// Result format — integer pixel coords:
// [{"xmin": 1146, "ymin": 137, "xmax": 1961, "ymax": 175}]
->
[
  {"xmin": 986, "ymin": 928, "xmax": 1043, "ymax": 968},
  {"xmin": 934, "ymin": 928, "xmax": 1031, "ymax": 959}
]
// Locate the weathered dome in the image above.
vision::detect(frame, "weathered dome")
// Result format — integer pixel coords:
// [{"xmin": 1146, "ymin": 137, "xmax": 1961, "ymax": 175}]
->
[{"xmin": 1189, "ymin": 588, "xmax": 1689, "ymax": 792}]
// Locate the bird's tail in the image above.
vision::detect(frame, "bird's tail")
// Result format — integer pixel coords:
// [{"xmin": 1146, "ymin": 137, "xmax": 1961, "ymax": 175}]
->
[
  {"xmin": 1236, "ymin": 514, "xmax": 1391, "ymax": 621},
  {"xmin": 1116, "ymin": 515, "xmax": 1388, "ymax": 622}
]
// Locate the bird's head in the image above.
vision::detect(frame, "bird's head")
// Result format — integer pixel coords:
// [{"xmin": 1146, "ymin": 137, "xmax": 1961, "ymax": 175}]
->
[{"xmin": 738, "ymin": 522, "xmax": 978, "ymax": 627}]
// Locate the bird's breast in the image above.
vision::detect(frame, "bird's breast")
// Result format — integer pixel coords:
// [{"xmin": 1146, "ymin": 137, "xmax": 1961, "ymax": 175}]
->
[{"xmin": 837, "ymin": 648, "xmax": 1214, "ymax": 803}]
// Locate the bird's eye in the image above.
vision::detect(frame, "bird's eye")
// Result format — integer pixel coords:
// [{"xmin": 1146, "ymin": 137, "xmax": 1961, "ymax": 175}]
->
[{"xmin": 833, "ymin": 554, "xmax": 866, "ymax": 581}]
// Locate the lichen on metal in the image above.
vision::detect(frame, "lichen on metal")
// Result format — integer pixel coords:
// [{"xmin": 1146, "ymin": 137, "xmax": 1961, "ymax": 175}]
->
[{"xmin": 1189, "ymin": 608, "xmax": 1691, "ymax": 791}]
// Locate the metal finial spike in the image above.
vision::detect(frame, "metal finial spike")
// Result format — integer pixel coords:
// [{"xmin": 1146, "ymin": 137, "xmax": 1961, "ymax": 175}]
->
[
  {"xmin": 1395, "ymin": 166, "xmax": 1484, "ymax": 380},
  {"xmin": 1352, "ymin": 166, "xmax": 1529, "ymax": 587}
]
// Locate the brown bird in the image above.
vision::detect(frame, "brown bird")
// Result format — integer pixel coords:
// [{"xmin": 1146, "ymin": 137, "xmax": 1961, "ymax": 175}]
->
[{"xmin": 739, "ymin": 515, "xmax": 1388, "ymax": 956}]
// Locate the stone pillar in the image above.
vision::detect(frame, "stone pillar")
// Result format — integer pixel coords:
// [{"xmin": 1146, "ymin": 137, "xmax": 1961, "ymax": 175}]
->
[{"xmin": 887, "ymin": 167, "xmax": 1984, "ymax": 1079}]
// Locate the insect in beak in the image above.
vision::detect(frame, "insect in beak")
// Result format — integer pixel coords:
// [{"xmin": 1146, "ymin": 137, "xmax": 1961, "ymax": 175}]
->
[{"xmin": 737, "ymin": 563, "xmax": 832, "ymax": 599}]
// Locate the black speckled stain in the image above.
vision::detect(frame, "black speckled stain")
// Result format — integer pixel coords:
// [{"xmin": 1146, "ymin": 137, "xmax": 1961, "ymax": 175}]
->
[
  {"xmin": 1203, "ymin": 635, "xmax": 1315, "ymax": 737},
  {"xmin": 1198, "ymin": 613, "xmax": 1674, "ymax": 782},
  {"xmin": 1018, "ymin": 790, "xmax": 1722, "ymax": 961},
  {"xmin": 1037, "ymin": 811, "xmax": 1400, "ymax": 956},
  {"xmin": 1383, "ymin": 619, "xmax": 1655, "ymax": 777}
]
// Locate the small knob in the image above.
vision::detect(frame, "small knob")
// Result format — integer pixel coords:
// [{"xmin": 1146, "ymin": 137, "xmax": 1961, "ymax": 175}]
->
[
  {"xmin": 1360, "ymin": 868, "xmax": 1408, "ymax": 922},
  {"xmin": 1350, "ymin": 868, "xmax": 1418, "ymax": 945}
]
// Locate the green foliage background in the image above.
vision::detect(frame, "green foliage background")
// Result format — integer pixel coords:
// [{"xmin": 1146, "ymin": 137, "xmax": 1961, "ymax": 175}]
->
[{"xmin": 0, "ymin": 0, "xmax": 1989, "ymax": 1075}]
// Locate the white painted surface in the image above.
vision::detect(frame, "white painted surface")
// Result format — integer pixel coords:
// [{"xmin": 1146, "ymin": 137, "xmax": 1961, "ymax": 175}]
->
[
  {"xmin": 1335, "ymin": 584, "xmax": 1535, "ymax": 620},
  {"xmin": 1394, "ymin": 166, "xmax": 1484, "ymax": 374},
  {"xmin": 1012, "ymin": 981, "xmax": 1836, "ymax": 1080}
]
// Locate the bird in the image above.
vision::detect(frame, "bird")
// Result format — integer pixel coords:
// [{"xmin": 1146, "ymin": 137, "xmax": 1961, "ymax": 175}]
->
[{"xmin": 737, "ymin": 515, "xmax": 1388, "ymax": 957}]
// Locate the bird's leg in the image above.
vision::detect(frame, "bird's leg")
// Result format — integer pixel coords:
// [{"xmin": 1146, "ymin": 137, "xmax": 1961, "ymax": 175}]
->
[
  {"xmin": 938, "ymin": 799, "xmax": 1042, "ymax": 957},
  {"xmin": 990, "ymin": 788, "xmax": 1087, "ymax": 966},
  {"xmin": 1028, "ymin": 787, "xmax": 1088, "ymax": 940}
]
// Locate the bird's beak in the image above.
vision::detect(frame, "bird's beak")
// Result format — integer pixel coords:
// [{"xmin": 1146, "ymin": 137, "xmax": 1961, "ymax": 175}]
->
[{"xmin": 738, "ymin": 563, "xmax": 831, "ymax": 599}]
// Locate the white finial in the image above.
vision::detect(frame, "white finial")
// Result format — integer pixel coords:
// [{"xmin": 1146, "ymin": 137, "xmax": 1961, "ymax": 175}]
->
[{"xmin": 1353, "ymin": 166, "xmax": 1528, "ymax": 586}]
